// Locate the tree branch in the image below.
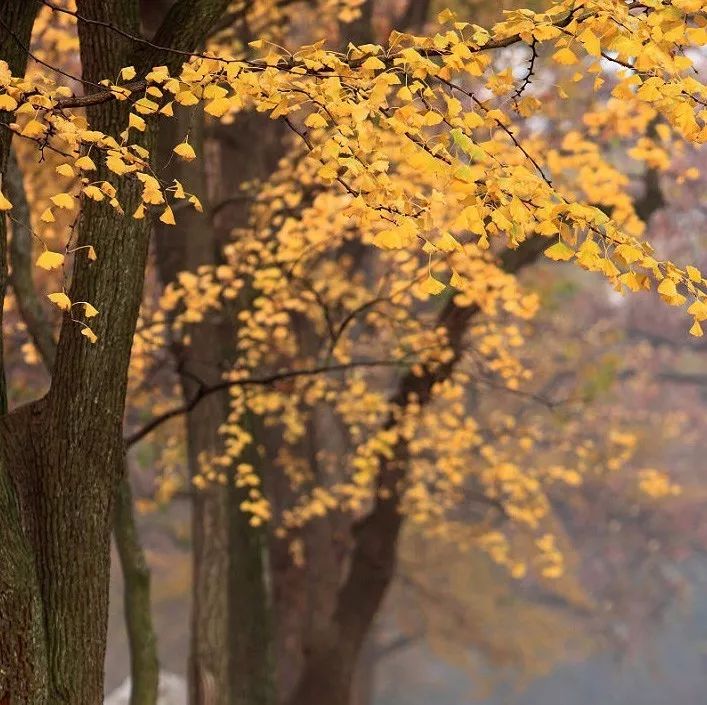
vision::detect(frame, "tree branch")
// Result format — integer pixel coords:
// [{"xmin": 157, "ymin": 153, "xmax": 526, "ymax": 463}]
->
[
  {"xmin": 5, "ymin": 148, "xmax": 57, "ymax": 370},
  {"xmin": 124, "ymin": 359, "xmax": 413, "ymax": 447}
]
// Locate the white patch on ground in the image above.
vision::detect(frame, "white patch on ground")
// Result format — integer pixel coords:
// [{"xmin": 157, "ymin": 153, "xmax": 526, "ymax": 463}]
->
[{"xmin": 105, "ymin": 672, "xmax": 187, "ymax": 705}]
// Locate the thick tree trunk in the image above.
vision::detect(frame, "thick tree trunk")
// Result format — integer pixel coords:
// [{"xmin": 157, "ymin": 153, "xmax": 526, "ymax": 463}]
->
[
  {"xmin": 154, "ymin": 103, "xmax": 284, "ymax": 705},
  {"xmin": 6, "ymin": 143, "xmax": 158, "ymax": 705},
  {"xmin": 0, "ymin": 6, "xmax": 54, "ymax": 704},
  {"xmin": 0, "ymin": 3, "xmax": 229, "ymax": 703}
]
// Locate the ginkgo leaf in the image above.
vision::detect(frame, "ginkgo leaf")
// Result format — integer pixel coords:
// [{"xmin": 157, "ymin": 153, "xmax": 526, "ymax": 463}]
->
[
  {"xmin": 578, "ymin": 29, "xmax": 601, "ymax": 57},
  {"xmin": 83, "ymin": 185, "xmax": 105, "ymax": 201},
  {"xmin": 204, "ymin": 97, "xmax": 230, "ymax": 117},
  {"xmin": 83, "ymin": 303, "xmax": 99, "ymax": 318},
  {"xmin": 188, "ymin": 195, "xmax": 203, "ymax": 213},
  {"xmin": 36, "ymin": 250, "xmax": 65, "ymax": 271},
  {"xmin": 121, "ymin": 66, "xmax": 136, "ymax": 81},
  {"xmin": 686, "ymin": 265, "xmax": 702, "ymax": 282},
  {"xmin": 545, "ymin": 242, "xmax": 575, "ymax": 261},
  {"xmin": 552, "ymin": 47, "xmax": 578, "ymax": 65},
  {"xmin": 304, "ymin": 113, "xmax": 328, "ymax": 129},
  {"xmin": 55, "ymin": 164, "xmax": 75, "ymax": 178},
  {"xmin": 0, "ymin": 191, "xmax": 12, "ymax": 211},
  {"xmin": 175, "ymin": 90, "xmax": 198, "ymax": 106},
  {"xmin": 48, "ymin": 292, "xmax": 72, "ymax": 311},
  {"xmin": 75, "ymin": 155, "xmax": 97, "ymax": 171},
  {"xmin": 40, "ymin": 208, "xmax": 55, "ymax": 222},
  {"xmin": 21, "ymin": 120, "xmax": 47, "ymax": 138},
  {"xmin": 133, "ymin": 203, "xmax": 145, "ymax": 219},
  {"xmin": 657, "ymin": 278, "xmax": 678, "ymax": 298},
  {"xmin": 81, "ymin": 326, "xmax": 98, "ymax": 344},
  {"xmin": 159, "ymin": 206, "xmax": 175, "ymax": 225},
  {"xmin": 129, "ymin": 113, "xmax": 146, "ymax": 131},
  {"xmin": 450, "ymin": 270, "xmax": 468, "ymax": 289},
  {"xmin": 50, "ymin": 193, "xmax": 75, "ymax": 210},
  {"xmin": 0, "ymin": 93, "xmax": 18, "ymax": 111},
  {"xmin": 690, "ymin": 320, "xmax": 703, "ymax": 337},
  {"xmin": 106, "ymin": 156, "xmax": 130, "ymax": 175},
  {"xmin": 421, "ymin": 275, "xmax": 446, "ymax": 295},
  {"xmin": 173, "ymin": 142, "xmax": 196, "ymax": 161},
  {"xmin": 361, "ymin": 56, "xmax": 386, "ymax": 71},
  {"xmin": 87, "ymin": 245, "xmax": 97, "ymax": 261}
]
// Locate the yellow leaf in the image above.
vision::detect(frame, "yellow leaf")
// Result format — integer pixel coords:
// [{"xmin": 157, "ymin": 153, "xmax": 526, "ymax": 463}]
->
[
  {"xmin": 690, "ymin": 319, "xmax": 703, "ymax": 337},
  {"xmin": 657, "ymin": 278, "xmax": 678, "ymax": 298},
  {"xmin": 47, "ymin": 292, "xmax": 72, "ymax": 311},
  {"xmin": 686, "ymin": 265, "xmax": 702, "ymax": 282},
  {"xmin": 21, "ymin": 119, "xmax": 46, "ymax": 138},
  {"xmin": 0, "ymin": 191, "xmax": 12, "ymax": 211},
  {"xmin": 545, "ymin": 241, "xmax": 574, "ymax": 261},
  {"xmin": 361, "ymin": 56, "xmax": 386, "ymax": 71},
  {"xmin": 204, "ymin": 97, "xmax": 230, "ymax": 117},
  {"xmin": 175, "ymin": 90, "xmax": 198, "ymax": 106},
  {"xmin": 106, "ymin": 155, "xmax": 131, "ymax": 175},
  {"xmin": 75, "ymin": 155, "xmax": 96, "ymax": 171},
  {"xmin": 578, "ymin": 29, "xmax": 601, "ymax": 57},
  {"xmin": 552, "ymin": 47, "xmax": 578, "ymax": 65},
  {"xmin": 36, "ymin": 250, "xmax": 65, "ymax": 271},
  {"xmin": 133, "ymin": 203, "xmax": 145, "ymax": 220},
  {"xmin": 87, "ymin": 245, "xmax": 97, "ymax": 261},
  {"xmin": 81, "ymin": 326, "xmax": 98, "ymax": 344},
  {"xmin": 421, "ymin": 275, "xmax": 446, "ymax": 295},
  {"xmin": 50, "ymin": 193, "xmax": 75, "ymax": 210},
  {"xmin": 129, "ymin": 113, "xmax": 146, "ymax": 131},
  {"xmin": 0, "ymin": 93, "xmax": 18, "ymax": 111},
  {"xmin": 121, "ymin": 66, "xmax": 136, "ymax": 81},
  {"xmin": 159, "ymin": 206, "xmax": 175, "ymax": 225},
  {"xmin": 56, "ymin": 163, "xmax": 75, "ymax": 178},
  {"xmin": 83, "ymin": 303, "xmax": 99, "ymax": 318},
  {"xmin": 40, "ymin": 208, "xmax": 55, "ymax": 222},
  {"xmin": 83, "ymin": 185, "xmax": 105, "ymax": 201},
  {"xmin": 450, "ymin": 270, "xmax": 468, "ymax": 289},
  {"xmin": 188, "ymin": 195, "xmax": 203, "ymax": 213},
  {"xmin": 437, "ymin": 232, "xmax": 460, "ymax": 252},
  {"xmin": 304, "ymin": 113, "xmax": 328, "ymax": 129},
  {"xmin": 615, "ymin": 243, "xmax": 642, "ymax": 264},
  {"xmin": 173, "ymin": 141, "xmax": 196, "ymax": 161}
]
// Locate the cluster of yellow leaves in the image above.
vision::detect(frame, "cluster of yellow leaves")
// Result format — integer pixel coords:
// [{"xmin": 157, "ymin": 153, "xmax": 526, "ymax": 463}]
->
[
  {"xmin": 2, "ymin": 0, "xmax": 702, "ymax": 569},
  {"xmin": 0, "ymin": 0, "xmax": 705, "ymax": 343}
]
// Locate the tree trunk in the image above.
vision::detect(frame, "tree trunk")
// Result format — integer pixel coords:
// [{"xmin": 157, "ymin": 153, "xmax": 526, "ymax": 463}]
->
[
  {"xmin": 153, "ymin": 102, "xmax": 285, "ymax": 705},
  {"xmin": 6, "ymin": 143, "xmax": 159, "ymax": 705},
  {"xmin": 0, "ymin": 3, "xmax": 229, "ymax": 703},
  {"xmin": 286, "ymin": 240, "xmax": 547, "ymax": 705},
  {"xmin": 114, "ymin": 470, "xmax": 160, "ymax": 705}
]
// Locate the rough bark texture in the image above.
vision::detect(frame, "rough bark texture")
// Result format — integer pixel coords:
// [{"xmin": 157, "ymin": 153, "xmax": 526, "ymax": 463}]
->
[
  {"xmin": 0, "ymin": 5, "xmax": 49, "ymax": 703},
  {"xmin": 114, "ymin": 471, "xmax": 160, "ymax": 705},
  {"xmin": 6, "ymin": 143, "xmax": 157, "ymax": 705},
  {"xmin": 0, "ymin": 3, "xmax": 229, "ymax": 703},
  {"xmin": 153, "ymin": 102, "xmax": 285, "ymax": 705}
]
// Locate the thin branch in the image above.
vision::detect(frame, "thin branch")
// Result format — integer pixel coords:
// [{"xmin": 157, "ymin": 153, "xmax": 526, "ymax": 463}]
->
[
  {"xmin": 124, "ymin": 358, "xmax": 410, "ymax": 447},
  {"xmin": 5, "ymin": 148, "xmax": 57, "ymax": 370}
]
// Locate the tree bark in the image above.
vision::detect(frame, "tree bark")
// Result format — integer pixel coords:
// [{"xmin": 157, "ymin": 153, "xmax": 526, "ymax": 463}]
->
[
  {"xmin": 114, "ymin": 470, "xmax": 160, "ymax": 705},
  {"xmin": 0, "ymin": 3, "xmax": 229, "ymax": 703},
  {"xmin": 0, "ymin": 6, "xmax": 52, "ymax": 704},
  {"xmin": 153, "ymin": 99, "xmax": 285, "ymax": 705},
  {"xmin": 6, "ymin": 142, "xmax": 159, "ymax": 705}
]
